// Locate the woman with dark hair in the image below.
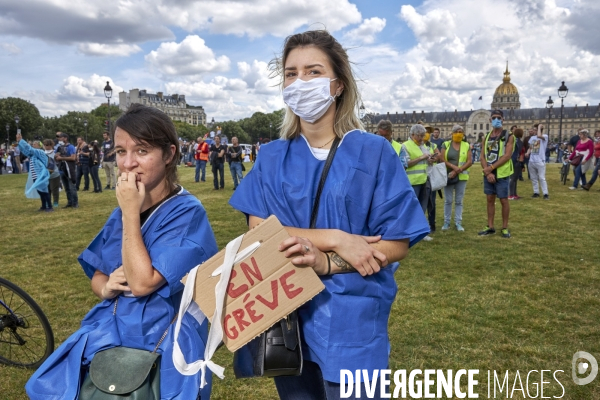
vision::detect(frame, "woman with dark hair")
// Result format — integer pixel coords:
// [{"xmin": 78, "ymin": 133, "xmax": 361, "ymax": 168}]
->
[
  {"xmin": 89, "ymin": 141, "xmax": 103, "ymax": 193},
  {"xmin": 27, "ymin": 104, "xmax": 218, "ymax": 399},
  {"xmin": 229, "ymin": 30, "xmax": 428, "ymax": 399}
]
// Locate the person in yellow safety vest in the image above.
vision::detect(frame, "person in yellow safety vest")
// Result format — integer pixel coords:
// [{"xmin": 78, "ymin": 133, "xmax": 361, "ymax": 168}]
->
[
  {"xmin": 402, "ymin": 124, "xmax": 436, "ymax": 241},
  {"xmin": 479, "ymin": 109, "xmax": 515, "ymax": 238},
  {"xmin": 421, "ymin": 123, "xmax": 441, "ymax": 235},
  {"xmin": 376, "ymin": 119, "xmax": 408, "ymax": 169},
  {"xmin": 439, "ymin": 125, "xmax": 473, "ymax": 232}
]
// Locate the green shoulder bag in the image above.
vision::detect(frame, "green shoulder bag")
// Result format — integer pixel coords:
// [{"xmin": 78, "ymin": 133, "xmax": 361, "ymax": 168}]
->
[{"xmin": 79, "ymin": 298, "xmax": 176, "ymax": 400}]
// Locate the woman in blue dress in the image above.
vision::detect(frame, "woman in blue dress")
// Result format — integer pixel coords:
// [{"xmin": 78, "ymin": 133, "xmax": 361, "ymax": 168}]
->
[
  {"xmin": 229, "ymin": 30, "xmax": 429, "ymax": 399},
  {"xmin": 26, "ymin": 104, "xmax": 218, "ymax": 399}
]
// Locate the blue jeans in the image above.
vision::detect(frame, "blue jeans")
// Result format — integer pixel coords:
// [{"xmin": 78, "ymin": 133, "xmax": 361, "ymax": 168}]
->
[
  {"xmin": 76, "ymin": 164, "xmax": 90, "ymax": 190},
  {"xmin": 573, "ymin": 164, "xmax": 587, "ymax": 188},
  {"xmin": 587, "ymin": 159, "xmax": 599, "ymax": 186},
  {"xmin": 483, "ymin": 176, "xmax": 510, "ymax": 199},
  {"xmin": 229, "ymin": 161, "xmax": 243, "ymax": 189},
  {"xmin": 274, "ymin": 360, "xmax": 387, "ymax": 400},
  {"xmin": 90, "ymin": 164, "xmax": 102, "ymax": 192},
  {"xmin": 444, "ymin": 180, "xmax": 467, "ymax": 224},
  {"xmin": 195, "ymin": 160, "xmax": 206, "ymax": 182}
]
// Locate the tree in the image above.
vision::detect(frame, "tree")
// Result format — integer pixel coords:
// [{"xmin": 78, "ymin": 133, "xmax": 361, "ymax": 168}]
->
[
  {"xmin": 238, "ymin": 109, "xmax": 284, "ymax": 143},
  {"xmin": 173, "ymin": 121, "xmax": 208, "ymax": 142},
  {"xmin": 0, "ymin": 97, "xmax": 44, "ymax": 144},
  {"xmin": 219, "ymin": 121, "xmax": 251, "ymax": 144}
]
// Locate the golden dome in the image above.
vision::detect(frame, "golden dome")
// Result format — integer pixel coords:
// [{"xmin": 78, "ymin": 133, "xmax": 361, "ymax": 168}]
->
[{"xmin": 494, "ymin": 62, "xmax": 519, "ymax": 96}]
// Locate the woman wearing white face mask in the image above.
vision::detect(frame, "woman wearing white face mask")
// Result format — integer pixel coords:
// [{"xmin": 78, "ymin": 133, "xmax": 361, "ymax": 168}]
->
[{"xmin": 230, "ymin": 30, "xmax": 429, "ymax": 399}]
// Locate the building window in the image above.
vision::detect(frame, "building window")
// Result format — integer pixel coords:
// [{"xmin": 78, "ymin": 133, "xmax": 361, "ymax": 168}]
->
[
  {"xmin": 474, "ymin": 124, "xmax": 477, "ymax": 130},
  {"xmin": 486, "ymin": 123, "xmax": 489, "ymax": 130}
]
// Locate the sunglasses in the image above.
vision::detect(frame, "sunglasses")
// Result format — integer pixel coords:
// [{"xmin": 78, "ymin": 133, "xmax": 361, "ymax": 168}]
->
[{"xmin": 491, "ymin": 116, "xmax": 502, "ymax": 120}]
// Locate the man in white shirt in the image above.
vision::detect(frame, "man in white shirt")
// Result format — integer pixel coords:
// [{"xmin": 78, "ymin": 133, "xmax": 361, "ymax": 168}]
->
[{"xmin": 526, "ymin": 123, "xmax": 549, "ymax": 200}]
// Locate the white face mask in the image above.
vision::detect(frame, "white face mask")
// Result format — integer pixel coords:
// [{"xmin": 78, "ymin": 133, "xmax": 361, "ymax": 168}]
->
[
  {"xmin": 283, "ymin": 77, "xmax": 338, "ymax": 124},
  {"xmin": 44, "ymin": 150, "xmax": 53, "ymax": 155}
]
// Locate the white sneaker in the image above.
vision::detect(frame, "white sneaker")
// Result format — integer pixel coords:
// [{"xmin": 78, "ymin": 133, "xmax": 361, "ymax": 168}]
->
[
  {"xmin": 422, "ymin": 235, "xmax": 433, "ymax": 242},
  {"xmin": 568, "ymin": 186, "xmax": 576, "ymax": 190}
]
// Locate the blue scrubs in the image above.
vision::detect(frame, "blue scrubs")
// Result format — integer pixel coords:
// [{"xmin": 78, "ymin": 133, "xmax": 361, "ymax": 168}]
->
[
  {"xmin": 229, "ymin": 130, "xmax": 429, "ymax": 383},
  {"xmin": 26, "ymin": 189, "xmax": 218, "ymax": 400}
]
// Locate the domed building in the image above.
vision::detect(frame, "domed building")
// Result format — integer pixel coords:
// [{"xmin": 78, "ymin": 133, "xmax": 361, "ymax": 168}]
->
[{"xmin": 491, "ymin": 62, "xmax": 521, "ymax": 111}]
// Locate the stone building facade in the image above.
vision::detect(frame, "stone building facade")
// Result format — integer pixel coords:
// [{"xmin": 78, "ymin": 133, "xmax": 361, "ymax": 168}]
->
[
  {"xmin": 118, "ymin": 89, "xmax": 206, "ymax": 126},
  {"xmin": 365, "ymin": 66, "xmax": 599, "ymax": 143}
]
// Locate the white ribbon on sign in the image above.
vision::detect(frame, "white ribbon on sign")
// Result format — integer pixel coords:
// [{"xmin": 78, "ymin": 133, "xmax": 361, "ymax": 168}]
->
[{"xmin": 172, "ymin": 234, "xmax": 261, "ymax": 388}]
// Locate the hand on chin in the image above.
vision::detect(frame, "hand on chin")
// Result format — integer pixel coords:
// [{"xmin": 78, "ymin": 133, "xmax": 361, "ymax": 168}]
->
[{"xmin": 116, "ymin": 171, "xmax": 146, "ymax": 215}]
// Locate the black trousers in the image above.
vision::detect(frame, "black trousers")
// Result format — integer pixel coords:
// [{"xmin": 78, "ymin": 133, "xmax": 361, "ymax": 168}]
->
[{"xmin": 212, "ymin": 162, "xmax": 224, "ymax": 189}]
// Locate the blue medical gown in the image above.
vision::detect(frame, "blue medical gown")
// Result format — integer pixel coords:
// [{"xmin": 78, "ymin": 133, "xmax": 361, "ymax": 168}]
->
[
  {"xmin": 25, "ymin": 190, "xmax": 218, "ymax": 400},
  {"xmin": 229, "ymin": 130, "xmax": 429, "ymax": 382}
]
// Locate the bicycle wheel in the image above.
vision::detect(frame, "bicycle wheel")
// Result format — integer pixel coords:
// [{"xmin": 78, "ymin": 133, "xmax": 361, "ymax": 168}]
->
[{"xmin": 0, "ymin": 277, "xmax": 54, "ymax": 368}]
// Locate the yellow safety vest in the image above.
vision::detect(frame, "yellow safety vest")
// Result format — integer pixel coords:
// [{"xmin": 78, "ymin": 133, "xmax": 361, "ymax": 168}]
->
[
  {"xmin": 443, "ymin": 141, "xmax": 470, "ymax": 181},
  {"xmin": 483, "ymin": 131, "xmax": 514, "ymax": 179},
  {"xmin": 403, "ymin": 140, "xmax": 428, "ymax": 185},
  {"xmin": 391, "ymin": 140, "xmax": 401, "ymax": 156}
]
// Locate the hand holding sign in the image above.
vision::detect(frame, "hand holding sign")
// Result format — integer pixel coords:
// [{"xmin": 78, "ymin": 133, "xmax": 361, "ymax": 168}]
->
[{"xmin": 184, "ymin": 215, "xmax": 325, "ymax": 352}]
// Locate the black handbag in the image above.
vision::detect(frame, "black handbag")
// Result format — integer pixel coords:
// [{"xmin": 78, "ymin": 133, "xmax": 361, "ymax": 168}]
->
[
  {"xmin": 233, "ymin": 136, "xmax": 341, "ymax": 379},
  {"xmin": 79, "ymin": 299, "xmax": 176, "ymax": 399},
  {"xmin": 447, "ymin": 174, "xmax": 460, "ymax": 185}
]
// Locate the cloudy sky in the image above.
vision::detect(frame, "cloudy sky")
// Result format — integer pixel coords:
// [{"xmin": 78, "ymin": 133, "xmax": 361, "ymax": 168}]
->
[{"xmin": 0, "ymin": 0, "xmax": 598, "ymax": 120}]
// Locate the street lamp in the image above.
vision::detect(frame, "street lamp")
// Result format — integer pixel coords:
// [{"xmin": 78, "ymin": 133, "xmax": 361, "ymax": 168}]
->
[
  {"xmin": 269, "ymin": 123, "xmax": 272, "ymax": 140},
  {"xmin": 405, "ymin": 124, "xmax": 410, "ymax": 141},
  {"xmin": 359, "ymin": 103, "xmax": 366, "ymax": 120},
  {"xmin": 104, "ymin": 81, "xmax": 113, "ymax": 134},
  {"xmin": 5, "ymin": 123, "xmax": 9, "ymax": 155},
  {"xmin": 15, "ymin": 115, "xmax": 20, "ymax": 134},
  {"xmin": 545, "ymin": 96, "xmax": 555, "ymax": 160},
  {"xmin": 84, "ymin": 119, "xmax": 88, "ymax": 143},
  {"xmin": 557, "ymin": 81, "xmax": 568, "ymax": 151}
]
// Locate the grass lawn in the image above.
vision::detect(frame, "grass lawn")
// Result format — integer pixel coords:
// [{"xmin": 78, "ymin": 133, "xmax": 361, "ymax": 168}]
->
[{"xmin": 1, "ymin": 160, "xmax": 599, "ymax": 399}]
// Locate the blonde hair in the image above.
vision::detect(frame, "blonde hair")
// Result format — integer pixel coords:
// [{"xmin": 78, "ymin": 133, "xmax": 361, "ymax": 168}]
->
[{"xmin": 269, "ymin": 30, "xmax": 363, "ymax": 140}]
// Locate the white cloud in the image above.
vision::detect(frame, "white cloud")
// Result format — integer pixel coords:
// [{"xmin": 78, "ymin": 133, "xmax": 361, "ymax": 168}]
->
[
  {"xmin": 59, "ymin": 74, "xmax": 123, "ymax": 100},
  {"xmin": 179, "ymin": 0, "xmax": 362, "ymax": 38},
  {"xmin": 8, "ymin": 74, "xmax": 123, "ymax": 117},
  {"xmin": 344, "ymin": 17, "xmax": 386, "ymax": 44},
  {"xmin": 565, "ymin": 0, "xmax": 600, "ymax": 55},
  {"xmin": 77, "ymin": 43, "xmax": 142, "ymax": 57},
  {"xmin": 145, "ymin": 35, "xmax": 230, "ymax": 78},
  {"xmin": 399, "ymin": 5, "xmax": 456, "ymax": 42},
  {"xmin": 238, "ymin": 60, "xmax": 269, "ymax": 89},
  {"xmin": 354, "ymin": 0, "xmax": 600, "ymax": 114},
  {"xmin": 0, "ymin": 0, "xmax": 361, "ymax": 46},
  {"xmin": 0, "ymin": 43, "xmax": 22, "ymax": 55}
]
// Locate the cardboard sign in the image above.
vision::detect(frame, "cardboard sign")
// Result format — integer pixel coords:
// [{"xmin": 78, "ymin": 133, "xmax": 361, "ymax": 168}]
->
[{"xmin": 184, "ymin": 215, "xmax": 325, "ymax": 352}]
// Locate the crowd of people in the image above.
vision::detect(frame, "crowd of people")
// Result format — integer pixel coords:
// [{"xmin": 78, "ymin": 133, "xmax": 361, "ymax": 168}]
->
[
  {"xmin": 374, "ymin": 111, "xmax": 599, "ymax": 241},
  {"xmin": 5, "ymin": 28, "xmax": 598, "ymax": 400}
]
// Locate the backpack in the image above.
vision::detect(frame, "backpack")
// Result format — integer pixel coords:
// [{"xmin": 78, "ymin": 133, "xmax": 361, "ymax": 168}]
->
[{"xmin": 46, "ymin": 154, "xmax": 56, "ymax": 173}]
